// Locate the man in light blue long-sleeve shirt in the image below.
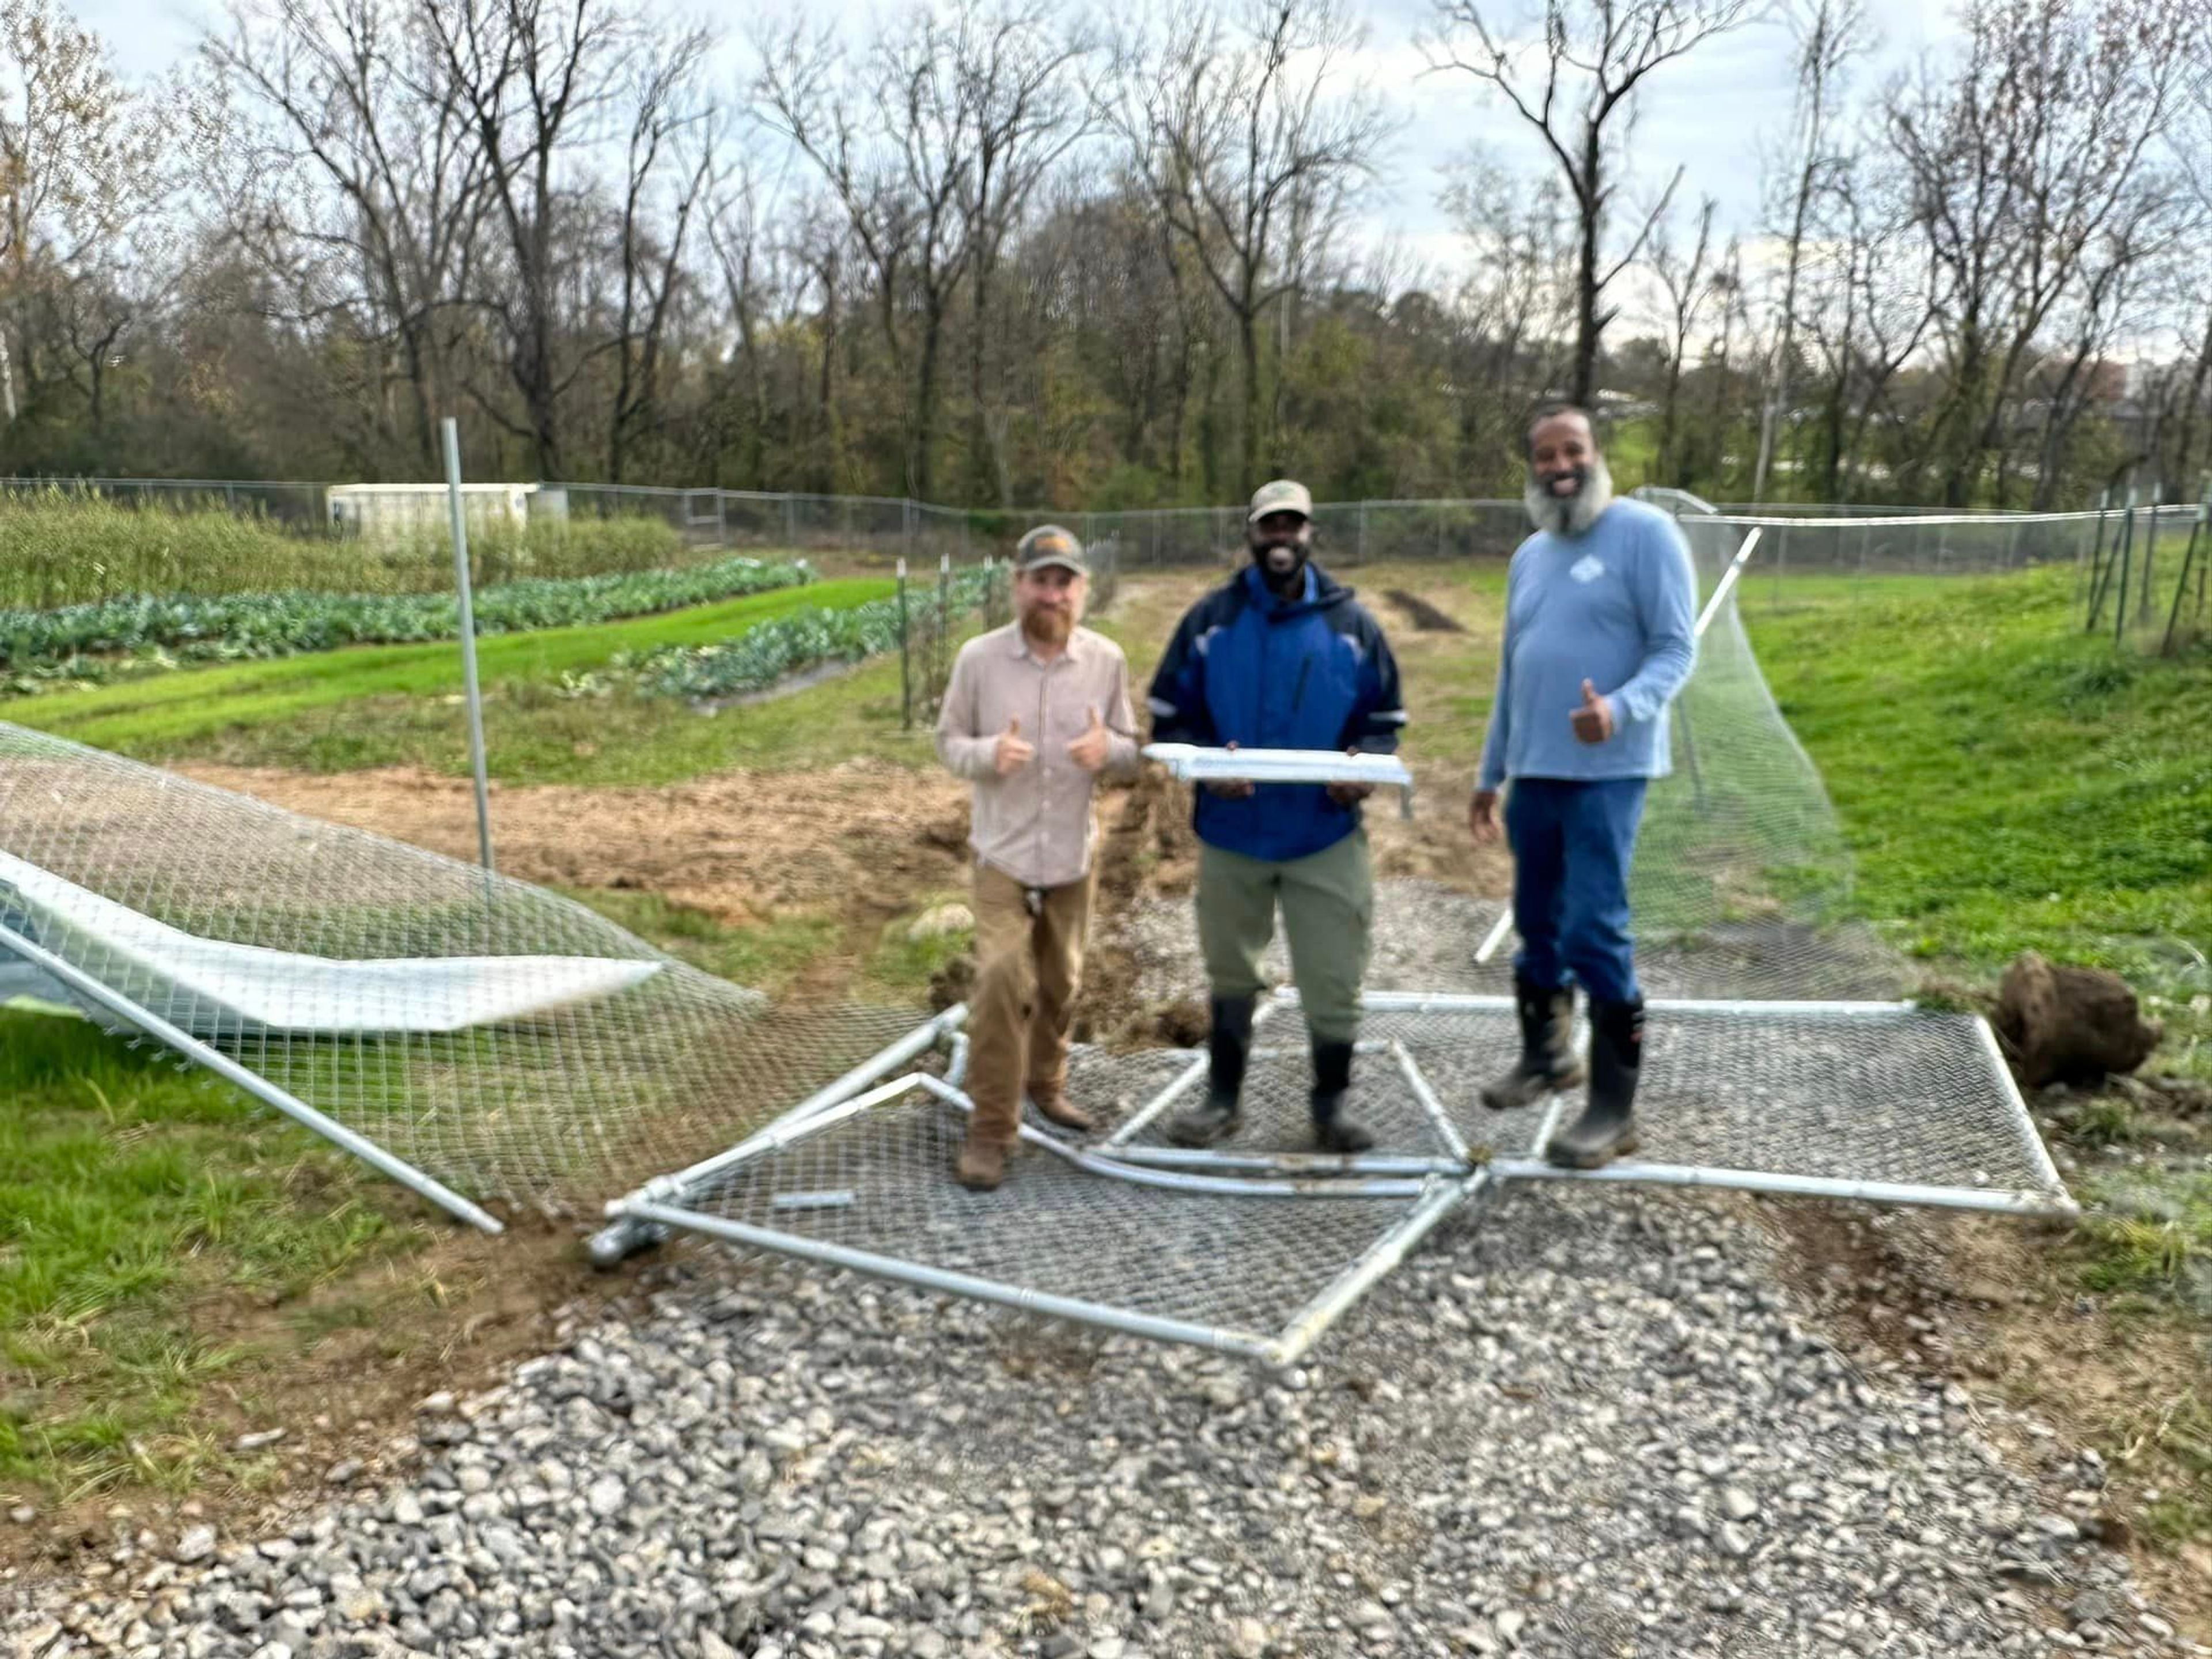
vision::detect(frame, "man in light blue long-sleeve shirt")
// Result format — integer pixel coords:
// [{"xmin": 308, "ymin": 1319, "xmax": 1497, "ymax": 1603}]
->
[{"xmin": 1470, "ymin": 404, "xmax": 1698, "ymax": 1169}]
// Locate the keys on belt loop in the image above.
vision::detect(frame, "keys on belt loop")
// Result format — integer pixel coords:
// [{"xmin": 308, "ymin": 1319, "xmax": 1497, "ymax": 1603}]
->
[{"xmin": 1024, "ymin": 886, "xmax": 1044, "ymax": 917}]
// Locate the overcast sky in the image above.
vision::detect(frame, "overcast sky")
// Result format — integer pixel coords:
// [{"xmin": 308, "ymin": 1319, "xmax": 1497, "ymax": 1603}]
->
[{"xmin": 77, "ymin": 0, "xmax": 1960, "ymax": 321}]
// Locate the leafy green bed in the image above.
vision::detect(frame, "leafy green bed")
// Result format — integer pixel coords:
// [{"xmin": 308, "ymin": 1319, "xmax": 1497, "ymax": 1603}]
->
[
  {"xmin": 623, "ymin": 567, "xmax": 995, "ymax": 701},
  {"xmin": 1, "ymin": 557, "xmax": 812, "ymax": 691}
]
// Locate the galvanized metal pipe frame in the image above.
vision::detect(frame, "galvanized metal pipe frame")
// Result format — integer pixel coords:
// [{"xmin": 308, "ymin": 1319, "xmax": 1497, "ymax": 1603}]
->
[
  {"xmin": 0, "ymin": 922, "xmax": 505, "ymax": 1234},
  {"xmin": 1280, "ymin": 988, "xmax": 1923, "ymax": 1018},
  {"xmin": 600, "ymin": 981, "xmax": 2077, "ymax": 1366},
  {"xmin": 589, "ymin": 1004, "xmax": 970, "ymax": 1267},
  {"xmin": 1278, "ymin": 987, "xmax": 2076, "ymax": 1218},
  {"xmin": 909, "ymin": 1075, "xmax": 1433, "ymax": 1200},
  {"xmin": 1268, "ymin": 1171, "xmax": 1494, "ymax": 1369},
  {"xmin": 615, "ymin": 1196, "xmax": 1283, "ymax": 1361},
  {"xmin": 609, "ymin": 1078, "xmax": 1498, "ymax": 1366},
  {"xmin": 1100, "ymin": 997, "xmax": 1287, "ymax": 1150},
  {"xmin": 1484, "ymin": 1156, "xmax": 2077, "ymax": 1217}
]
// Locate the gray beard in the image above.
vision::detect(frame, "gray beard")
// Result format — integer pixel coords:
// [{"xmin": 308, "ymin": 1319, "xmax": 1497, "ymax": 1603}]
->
[{"xmin": 1523, "ymin": 454, "xmax": 1615, "ymax": 537}]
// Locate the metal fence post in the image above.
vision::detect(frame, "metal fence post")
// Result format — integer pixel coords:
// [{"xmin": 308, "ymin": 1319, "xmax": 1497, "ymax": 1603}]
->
[
  {"xmin": 440, "ymin": 418, "xmax": 495, "ymax": 877},
  {"xmin": 935, "ymin": 551, "xmax": 950, "ymax": 710},
  {"xmin": 897, "ymin": 558, "xmax": 912, "ymax": 730}
]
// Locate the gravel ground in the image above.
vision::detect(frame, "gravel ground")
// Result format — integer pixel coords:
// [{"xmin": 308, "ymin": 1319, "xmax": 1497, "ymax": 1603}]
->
[{"xmin": 7, "ymin": 877, "xmax": 2205, "ymax": 1659}]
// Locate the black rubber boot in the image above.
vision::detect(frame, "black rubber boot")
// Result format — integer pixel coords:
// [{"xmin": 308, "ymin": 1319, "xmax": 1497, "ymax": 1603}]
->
[
  {"xmin": 1544, "ymin": 997, "xmax": 1644, "ymax": 1169},
  {"xmin": 1309, "ymin": 1036, "xmax": 1374, "ymax": 1153},
  {"xmin": 1168, "ymin": 994, "xmax": 1254, "ymax": 1146},
  {"xmin": 1480, "ymin": 974, "xmax": 1586, "ymax": 1111}
]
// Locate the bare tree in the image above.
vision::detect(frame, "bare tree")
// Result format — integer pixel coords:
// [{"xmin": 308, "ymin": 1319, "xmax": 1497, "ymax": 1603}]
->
[
  {"xmin": 1647, "ymin": 194, "xmax": 1716, "ymax": 487},
  {"xmin": 2164, "ymin": 71, "xmax": 2212, "ymax": 499},
  {"xmin": 2028, "ymin": 206, "xmax": 2183, "ymax": 507},
  {"xmin": 0, "ymin": 0, "xmax": 163, "ymax": 427},
  {"xmin": 605, "ymin": 26, "xmax": 713, "ymax": 482},
  {"xmin": 1798, "ymin": 150, "xmax": 1934, "ymax": 501},
  {"xmin": 208, "ymin": 0, "xmax": 493, "ymax": 470},
  {"xmin": 1441, "ymin": 146, "xmax": 1578, "ymax": 465},
  {"xmin": 1421, "ymin": 0, "xmax": 1757, "ymax": 406},
  {"xmin": 1749, "ymin": 0, "xmax": 1870, "ymax": 502},
  {"xmin": 1110, "ymin": 0, "xmax": 1391, "ymax": 495},
  {"xmin": 755, "ymin": 6, "xmax": 994, "ymax": 500},
  {"xmin": 426, "ymin": 0, "xmax": 635, "ymax": 479},
  {"xmin": 1884, "ymin": 0, "xmax": 2189, "ymax": 505},
  {"xmin": 952, "ymin": 1, "xmax": 1090, "ymax": 506}
]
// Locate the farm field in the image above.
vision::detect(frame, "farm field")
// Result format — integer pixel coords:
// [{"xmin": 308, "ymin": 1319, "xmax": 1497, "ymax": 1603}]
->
[{"xmin": 2, "ymin": 553, "xmax": 2209, "ymax": 1628}]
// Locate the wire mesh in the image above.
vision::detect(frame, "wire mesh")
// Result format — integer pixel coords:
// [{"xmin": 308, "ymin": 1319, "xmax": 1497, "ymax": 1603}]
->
[
  {"xmin": 625, "ymin": 989, "xmax": 2066, "ymax": 1363},
  {"xmin": 1275, "ymin": 1002, "xmax": 2066, "ymax": 1209},
  {"xmin": 635, "ymin": 1042, "xmax": 1474, "ymax": 1356},
  {"xmin": 1103, "ymin": 1036, "xmax": 1471, "ymax": 1161},
  {"xmin": 0, "ymin": 721, "xmax": 931, "ymax": 1216}
]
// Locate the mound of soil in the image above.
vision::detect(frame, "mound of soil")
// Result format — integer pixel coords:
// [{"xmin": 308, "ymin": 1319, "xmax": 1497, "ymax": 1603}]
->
[
  {"xmin": 1384, "ymin": 588, "xmax": 1467, "ymax": 632},
  {"xmin": 1994, "ymin": 950, "xmax": 2162, "ymax": 1088}
]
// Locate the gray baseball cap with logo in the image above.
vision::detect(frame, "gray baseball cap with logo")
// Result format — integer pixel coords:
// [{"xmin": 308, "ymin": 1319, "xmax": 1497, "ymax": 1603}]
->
[
  {"xmin": 1013, "ymin": 523, "xmax": 1089, "ymax": 575},
  {"xmin": 1247, "ymin": 479, "xmax": 1314, "ymax": 524}
]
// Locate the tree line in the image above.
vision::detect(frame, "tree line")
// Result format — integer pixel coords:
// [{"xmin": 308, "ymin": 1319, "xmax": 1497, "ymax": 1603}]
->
[{"xmin": 1, "ymin": 0, "xmax": 2207, "ymax": 512}]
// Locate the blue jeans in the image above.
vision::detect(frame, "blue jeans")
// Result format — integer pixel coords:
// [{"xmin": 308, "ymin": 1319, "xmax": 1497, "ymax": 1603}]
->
[{"xmin": 1505, "ymin": 778, "xmax": 1649, "ymax": 1005}]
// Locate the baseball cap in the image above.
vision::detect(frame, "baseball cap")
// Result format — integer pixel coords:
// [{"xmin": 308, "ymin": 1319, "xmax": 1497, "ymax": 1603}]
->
[
  {"xmin": 1013, "ymin": 524, "xmax": 1089, "ymax": 575},
  {"xmin": 1247, "ymin": 479, "xmax": 1313, "ymax": 524}
]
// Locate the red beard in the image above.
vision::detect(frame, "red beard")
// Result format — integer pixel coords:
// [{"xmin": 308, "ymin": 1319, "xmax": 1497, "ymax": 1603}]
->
[{"xmin": 1022, "ymin": 607, "xmax": 1073, "ymax": 647}]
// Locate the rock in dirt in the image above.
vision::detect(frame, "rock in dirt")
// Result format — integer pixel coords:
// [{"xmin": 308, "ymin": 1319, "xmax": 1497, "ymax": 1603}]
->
[
  {"xmin": 1995, "ymin": 950, "xmax": 2161, "ymax": 1088},
  {"xmin": 906, "ymin": 903, "xmax": 974, "ymax": 942}
]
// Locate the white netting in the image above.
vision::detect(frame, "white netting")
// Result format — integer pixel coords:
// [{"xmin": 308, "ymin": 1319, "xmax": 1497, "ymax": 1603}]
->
[{"xmin": 1613, "ymin": 510, "xmax": 1908, "ymax": 1002}]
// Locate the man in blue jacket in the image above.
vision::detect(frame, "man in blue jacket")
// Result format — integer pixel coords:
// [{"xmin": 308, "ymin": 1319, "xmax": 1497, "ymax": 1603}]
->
[
  {"xmin": 1471, "ymin": 404, "xmax": 1698, "ymax": 1169},
  {"xmin": 1147, "ymin": 479, "xmax": 1407, "ymax": 1153}
]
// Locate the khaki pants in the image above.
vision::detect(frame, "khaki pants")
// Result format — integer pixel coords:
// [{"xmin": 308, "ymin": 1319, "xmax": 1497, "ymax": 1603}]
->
[
  {"xmin": 1196, "ymin": 829, "xmax": 1373, "ymax": 1043},
  {"xmin": 965, "ymin": 860, "xmax": 1099, "ymax": 1149}
]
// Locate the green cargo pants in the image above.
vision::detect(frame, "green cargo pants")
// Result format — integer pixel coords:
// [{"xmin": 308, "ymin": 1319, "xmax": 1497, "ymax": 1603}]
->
[{"xmin": 1195, "ymin": 828, "xmax": 1373, "ymax": 1043}]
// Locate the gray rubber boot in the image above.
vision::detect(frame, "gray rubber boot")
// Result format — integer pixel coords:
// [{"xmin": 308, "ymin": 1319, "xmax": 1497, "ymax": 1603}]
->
[
  {"xmin": 1544, "ymin": 997, "xmax": 1644, "ymax": 1169},
  {"xmin": 1480, "ymin": 974, "xmax": 1586, "ymax": 1110},
  {"xmin": 1168, "ymin": 994, "xmax": 1253, "ymax": 1147}
]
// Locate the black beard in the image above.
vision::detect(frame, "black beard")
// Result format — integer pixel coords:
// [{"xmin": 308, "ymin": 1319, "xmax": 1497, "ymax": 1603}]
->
[{"xmin": 1251, "ymin": 537, "xmax": 1310, "ymax": 586}]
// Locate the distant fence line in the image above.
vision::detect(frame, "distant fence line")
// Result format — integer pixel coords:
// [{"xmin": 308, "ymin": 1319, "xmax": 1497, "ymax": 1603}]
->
[
  {"xmin": 3, "ymin": 472, "xmax": 2203, "ymax": 650},
  {"xmin": 0, "ymin": 469, "xmax": 2142, "ymax": 570}
]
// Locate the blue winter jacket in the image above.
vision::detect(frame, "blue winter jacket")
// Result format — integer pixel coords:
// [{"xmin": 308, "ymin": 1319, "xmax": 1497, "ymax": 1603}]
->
[{"xmin": 1146, "ymin": 562, "xmax": 1407, "ymax": 863}]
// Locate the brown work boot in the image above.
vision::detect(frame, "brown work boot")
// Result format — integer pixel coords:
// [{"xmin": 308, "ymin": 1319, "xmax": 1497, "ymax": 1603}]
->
[
  {"xmin": 955, "ymin": 1137, "xmax": 1009, "ymax": 1191},
  {"xmin": 1027, "ymin": 1086, "xmax": 1094, "ymax": 1133}
]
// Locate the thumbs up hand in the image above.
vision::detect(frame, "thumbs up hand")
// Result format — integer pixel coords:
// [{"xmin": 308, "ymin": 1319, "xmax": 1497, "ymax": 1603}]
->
[
  {"xmin": 1066, "ymin": 704, "xmax": 1111, "ymax": 774},
  {"xmin": 994, "ymin": 716, "xmax": 1036, "ymax": 775},
  {"xmin": 1570, "ymin": 679, "xmax": 1615, "ymax": 745}
]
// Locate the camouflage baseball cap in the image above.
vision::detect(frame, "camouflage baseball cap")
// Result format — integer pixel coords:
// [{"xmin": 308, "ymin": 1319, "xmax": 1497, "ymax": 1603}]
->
[
  {"xmin": 1013, "ymin": 524, "xmax": 1088, "ymax": 575},
  {"xmin": 1247, "ymin": 479, "xmax": 1314, "ymax": 524}
]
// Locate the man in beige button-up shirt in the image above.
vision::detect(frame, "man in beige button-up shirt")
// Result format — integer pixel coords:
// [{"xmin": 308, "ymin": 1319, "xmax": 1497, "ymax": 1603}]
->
[{"xmin": 935, "ymin": 525, "xmax": 1140, "ymax": 1191}]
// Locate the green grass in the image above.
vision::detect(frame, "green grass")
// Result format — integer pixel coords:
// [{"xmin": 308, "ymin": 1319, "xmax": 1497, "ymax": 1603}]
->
[
  {"xmin": 563, "ymin": 888, "xmax": 842, "ymax": 994},
  {"xmin": 4, "ymin": 578, "xmax": 892, "ymax": 776},
  {"xmin": 0, "ymin": 489, "xmax": 701, "ymax": 607},
  {"xmin": 1743, "ymin": 566, "xmax": 2212, "ymax": 987},
  {"xmin": 0, "ymin": 1012, "xmax": 419, "ymax": 1502}
]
